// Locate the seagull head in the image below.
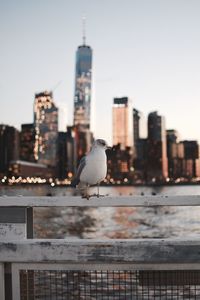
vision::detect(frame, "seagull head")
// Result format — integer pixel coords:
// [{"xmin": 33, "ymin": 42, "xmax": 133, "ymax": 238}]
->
[{"xmin": 93, "ymin": 139, "xmax": 111, "ymax": 150}]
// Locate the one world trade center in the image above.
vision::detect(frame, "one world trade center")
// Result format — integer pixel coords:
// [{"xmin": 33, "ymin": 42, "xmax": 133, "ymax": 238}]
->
[{"xmin": 73, "ymin": 22, "xmax": 93, "ymax": 131}]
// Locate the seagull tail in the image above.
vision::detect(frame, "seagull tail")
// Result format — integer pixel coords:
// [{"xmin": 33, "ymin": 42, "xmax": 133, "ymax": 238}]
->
[{"xmin": 71, "ymin": 178, "xmax": 80, "ymax": 187}]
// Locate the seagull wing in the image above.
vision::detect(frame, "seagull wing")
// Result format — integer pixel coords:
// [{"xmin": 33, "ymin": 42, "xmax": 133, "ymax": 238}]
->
[{"xmin": 71, "ymin": 156, "xmax": 86, "ymax": 187}]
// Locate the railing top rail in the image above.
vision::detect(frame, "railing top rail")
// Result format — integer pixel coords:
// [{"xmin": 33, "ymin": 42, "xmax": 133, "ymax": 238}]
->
[
  {"xmin": 0, "ymin": 195, "xmax": 200, "ymax": 207},
  {"xmin": 0, "ymin": 238, "xmax": 200, "ymax": 264}
]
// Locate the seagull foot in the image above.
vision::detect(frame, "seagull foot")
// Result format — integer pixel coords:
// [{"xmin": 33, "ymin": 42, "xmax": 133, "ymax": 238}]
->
[
  {"xmin": 90, "ymin": 193, "xmax": 106, "ymax": 198},
  {"xmin": 81, "ymin": 194, "xmax": 91, "ymax": 200}
]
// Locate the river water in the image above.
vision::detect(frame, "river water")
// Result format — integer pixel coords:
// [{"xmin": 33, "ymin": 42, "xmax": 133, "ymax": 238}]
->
[{"xmin": 1, "ymin": 184, "xmax": 200, "ymax": 240}]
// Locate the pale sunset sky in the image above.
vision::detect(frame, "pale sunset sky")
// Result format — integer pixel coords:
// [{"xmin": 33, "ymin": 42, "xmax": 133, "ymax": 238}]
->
[{"xmin": 1, "ymin": 0, "xmax": 200, "ymax": 144}]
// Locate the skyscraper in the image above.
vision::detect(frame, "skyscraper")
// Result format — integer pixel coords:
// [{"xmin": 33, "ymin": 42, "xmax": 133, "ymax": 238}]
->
[
  {"xmin": 147, "ymin": 111, "xmax": 168, "ymax": 181},
  {"xmin": 73, "ymin": 26, "xmax": 92, "ymax": 130},
  {"xmin": 166, "ymin": 129, "xmax": 182, "ymax": 179},
  {"xmin": 112, "ymin": 97, "xmax": 133, "ymax": 149},
  {"xmin": 73, "ymin": 22, "xmax": 93, "ymax": 160},
  {"xmin": 181, "ymin": 140, "xmax": 199, "ymax": 178},
  {"xmin": 20, "ymin": 123, "xmax": 35, "ymax": 162},
  {"xmin": 57, "ymin": 127, "xmax": 77, "ymax": 179},
  {"xmin": 133, "ymin": 108, "xmax": 141, "ymax": 145},
  {"xmin": 34, "ymin": 91, "xmax": 58, "ymax": 168}
]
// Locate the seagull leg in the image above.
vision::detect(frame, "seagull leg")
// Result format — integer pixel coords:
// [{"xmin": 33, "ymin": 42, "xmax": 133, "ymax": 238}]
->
[
  {"xmin": 97, "ymin": 183, "xmax": 100, "ymax": 198},
  {"xmin": 80, "ymin": 184, "xmax": 90, "ymax": 200},
  {"xmin": 86, "ymin": 184, "xmax": 90, "ymax": 200}
]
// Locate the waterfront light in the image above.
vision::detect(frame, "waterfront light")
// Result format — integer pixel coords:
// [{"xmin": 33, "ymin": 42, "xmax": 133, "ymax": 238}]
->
[{"xmin": 68, "ymin": 172, "xmax": 73, "ymax": 178}]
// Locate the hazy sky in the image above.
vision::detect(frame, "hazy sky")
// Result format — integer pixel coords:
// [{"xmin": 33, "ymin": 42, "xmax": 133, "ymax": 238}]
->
[{"xmin": 1, "ymin": 0, "xmax": 200, "ymax": 144}]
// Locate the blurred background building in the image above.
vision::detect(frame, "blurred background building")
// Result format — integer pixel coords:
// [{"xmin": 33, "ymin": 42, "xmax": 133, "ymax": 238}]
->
[
  {"xmin": 73, "ymin": 28, "xmax": 93, "ymax": 161},
  {"xmin": 112, "ymin": 97, "xmax": 133, "ymax": 149},
  {"xmin": 0, "ymin": 26, "xmax": 200, "ymax": 184},
  {"xmin": 166, "ymin": 130, "xmax": 183, "ymax": 179},
  {"xmin": 147, "ymin": 111, "xmax": 168, "ymax": 182},
  {"xmin": 57, "ymin": 126, "xmax": 77, "ymax": 180},
  {"xmin": 0, "ymin": 125, "xmax": 19, "ymax": 177},
  {"xmin": 20, "ymin": 123, "xmax": 35, "ymax": 162},
  {"xmin": 132, "ymin": 108, "xmax": 148, "ymax": 182},
  {"xmin": 9, "ymin": 160, "xmax": 52, "ymax": 179},
  {"xmin": 109, "ymin": 97, "xmax": 134, "ymax": 182},
  {"xmin": 33, "ymin": 91, "xmax": 58, "ymax": 173},
  {"xmin": 181, "ymin": 140, "xmax": 199, "ymax": 179}
]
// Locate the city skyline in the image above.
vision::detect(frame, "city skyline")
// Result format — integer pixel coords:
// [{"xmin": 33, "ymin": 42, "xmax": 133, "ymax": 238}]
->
[{"xmin": 1, "ymin": 1, "xmax": 200, "ymax": 144}]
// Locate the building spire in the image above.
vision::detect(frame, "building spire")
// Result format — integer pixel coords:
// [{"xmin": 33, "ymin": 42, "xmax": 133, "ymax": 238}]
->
[{"xmin": 82, "ymin": 15, "xmax": 86, "ymax": 45}]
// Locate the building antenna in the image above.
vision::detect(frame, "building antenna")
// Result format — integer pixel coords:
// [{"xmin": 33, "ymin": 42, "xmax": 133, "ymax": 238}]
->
[
  {"xmin": 82, "ymin": 15, "xmax": 86, "ymax": 45},
  {"xmin": 52, "ymin": 80, "xmax": 62, "ymax": 92}
]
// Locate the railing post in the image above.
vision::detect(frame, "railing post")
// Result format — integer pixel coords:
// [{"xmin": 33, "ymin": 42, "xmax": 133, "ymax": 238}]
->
[
  {"xmin": 0, "ymin": 207, "xmax": 27, "ymax": 240},
  {"xmin": 27, "ymin": 207, "xmax": 34, "ymax": 239},
  {"xmin": 0, "ymin": 263, "xmax": 5, "ymax": 300},
  {"xmin": 4, "ymin": 263, "xmax": 12, "ymax": 300},
  {"xmin": 26, "ymin": 207, "xmax": 34, "ymax": 299},
  {"xmin": 0, "ymin": 206, "xmax": 33, "ymax": 300}
]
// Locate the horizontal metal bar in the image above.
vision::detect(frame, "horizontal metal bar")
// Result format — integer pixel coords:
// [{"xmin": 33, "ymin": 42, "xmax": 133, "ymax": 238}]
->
[
  {"xmin": 1, "ymin": 238, "xmax": 200, "ymax": 264},
  {"xmin": 12, "ymin": 262, "xmax": 200, "ymax": 271},
  {"xmin": 11, "ymin": 263, "xmax": 20, "ymax": 300},
  {"xmin": 1, "ymin": 195, "xmax": 200, "ymax": 207}
]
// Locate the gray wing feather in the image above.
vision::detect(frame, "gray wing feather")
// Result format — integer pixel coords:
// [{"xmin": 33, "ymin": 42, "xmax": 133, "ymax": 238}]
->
[{"xmin": 71, "ymin": 156, "xmax": 86, "ymax": 187}]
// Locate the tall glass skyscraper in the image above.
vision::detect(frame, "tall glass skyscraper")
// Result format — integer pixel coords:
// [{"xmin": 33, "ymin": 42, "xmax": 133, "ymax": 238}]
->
[
  {"xmin": 73, "ymin": 34, "xmax": 93, "ymax": 130},
  {"xmin": 73, "ymin": 25, "xmax": 93, "ymax": 160}
]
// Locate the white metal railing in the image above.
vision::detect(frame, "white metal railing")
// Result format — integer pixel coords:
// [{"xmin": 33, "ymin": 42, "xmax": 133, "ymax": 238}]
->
[
  {"xmin": 1, "ymin": 238, "xmax": 200, "ymax": 266},
  {"xmin": 1, "ymin": 195, "xmax": 200, "ymax": 299},
  {"xmin": 4, "ymin": 238, "xmax": 200, "ymax": 300}
]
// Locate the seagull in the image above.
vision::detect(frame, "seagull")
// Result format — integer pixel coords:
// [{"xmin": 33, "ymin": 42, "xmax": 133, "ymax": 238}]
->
[{"xmin": 71, "ymin": 139, "xmax": 110, "ymax": 199}]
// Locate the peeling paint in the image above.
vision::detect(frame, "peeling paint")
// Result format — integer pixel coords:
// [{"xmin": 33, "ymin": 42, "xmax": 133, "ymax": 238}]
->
[
  {"xmin": 0, "ymin": 242, "xmax": 17, "ymax": 252},
  {"xmin": 39, "ymin": 241, "xmax": 52, "ymax": 247},
  {"xmin": 0, "ymin": 239, "xmax": 200, "ymax": 264},
  {"xmin": 0, "ymin": 223, "xmax": 26, "ymax": 240}
]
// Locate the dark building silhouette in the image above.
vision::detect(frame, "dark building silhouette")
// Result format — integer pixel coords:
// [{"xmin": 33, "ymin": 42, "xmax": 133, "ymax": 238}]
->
[
  {"xmin": 132, "ymin": 109, "xmax": 147, "ymax": 181},
  {"xmin": 147, "ymin": 111, "xmax": 168, "ymax": 182},
  {"xmin": 57, "ymin": 132, "xmax": 68, "ymax": 179},
  {"xmin": 74, "ymin": 127, "xmax": 93, "ymax": 161},
  {"xmin": 20, "ymin": 123, "xmax": 35, "ymax": 162},
  {"xmin": 181, "ymin": 140, "xmax": 199, "ymax": 178},
  {"xmin": 9, "ymin": 160, "xmax": 52, "ymax": 179},
  {"xmin": 166, "ymin": 130, "xmax": 181, "ymax": 179},
  {"xmin": 0, "ymin": 124, "xmax": 19, "ymax": 176},
  {"xmin": 65, "ymin": 127, "xmax": 77, "ymax": 175},
  {"xmin": 133, "ymin": 108, "xmax": 141, "ymax": 145},
  {"xmin": 57, "ymin": 127, "xmax": 77, "ymax": 179},
  {"xmin": 107, "ymin": 144, "xmax": 134, "ymax": 183},
  {"xmin": 134, "ymin": 138, "xmax": 148, "ymax": 182}
]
